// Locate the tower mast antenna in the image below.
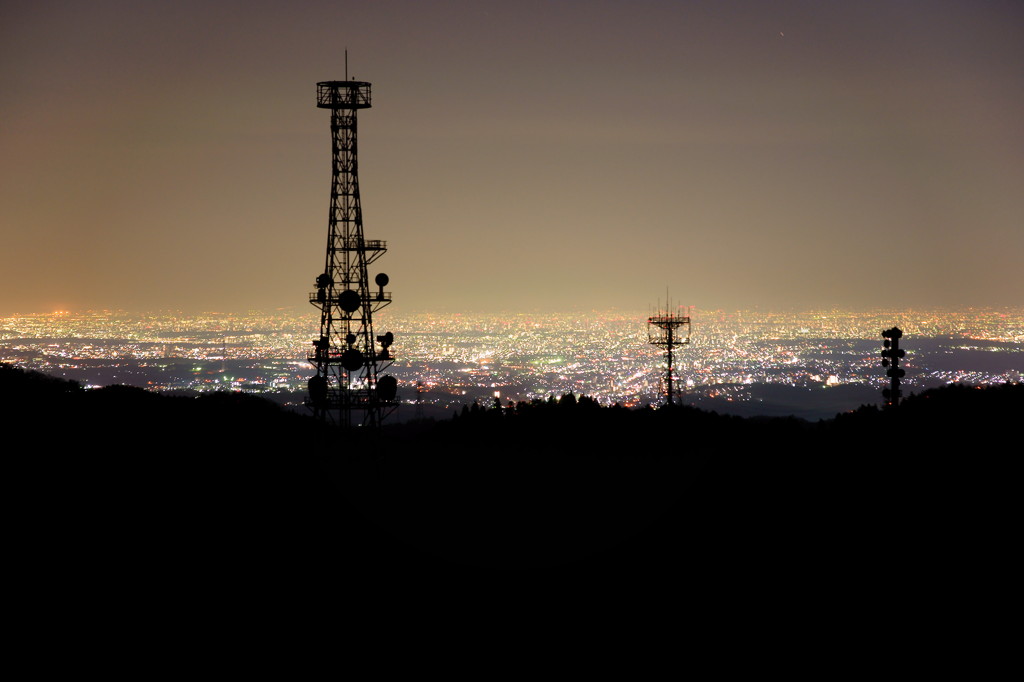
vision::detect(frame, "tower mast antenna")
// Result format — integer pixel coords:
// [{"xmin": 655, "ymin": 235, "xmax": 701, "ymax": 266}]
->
[
  {"xmin": 648, "ymin": 299, "xmax": 692, "ymax": 407},
  {"xmin": 306, "ymin": 71, "xmax": 398, "ymax": 428}
]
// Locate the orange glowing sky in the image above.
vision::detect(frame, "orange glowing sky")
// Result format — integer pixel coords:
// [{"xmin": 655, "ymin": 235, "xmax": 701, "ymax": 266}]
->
[{"xmin": 2, "ymin": 0, "xmax": 1022, "ymax": 315}]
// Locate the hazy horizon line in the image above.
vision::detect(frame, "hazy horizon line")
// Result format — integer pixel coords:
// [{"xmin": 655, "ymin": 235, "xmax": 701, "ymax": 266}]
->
[{"xmin": 3, "ymin": 304, "xmax": 1022, "ymax": 319}]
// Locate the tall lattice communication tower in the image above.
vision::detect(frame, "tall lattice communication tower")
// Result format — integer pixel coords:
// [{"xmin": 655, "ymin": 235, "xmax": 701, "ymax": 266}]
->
[
  {"xmin": 648, "ymin": 305, "xmax": 691, "ymax": 407},
  {"xmin": 307, "ymin": 77, "xmax": 397, "ymax": 428}
]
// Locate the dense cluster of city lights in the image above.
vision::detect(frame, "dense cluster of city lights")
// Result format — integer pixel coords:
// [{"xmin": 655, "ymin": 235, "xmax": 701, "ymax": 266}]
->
[{"xmin": 1, "ymin": 308, "xmax": 1020, "ymax": 412}]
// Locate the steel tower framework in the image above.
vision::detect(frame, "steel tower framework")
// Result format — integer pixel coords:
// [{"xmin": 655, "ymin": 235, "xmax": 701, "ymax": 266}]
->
[
  {"xmin": 307, "ymin": 79, "xmax": 396, "ymax": 428},
  {"xmin": 648, "ymin": 308, "xmax": 691, "ymax": 407}
]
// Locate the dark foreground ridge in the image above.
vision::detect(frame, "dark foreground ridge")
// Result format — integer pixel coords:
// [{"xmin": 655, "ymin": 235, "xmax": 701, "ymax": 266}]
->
[{"xmin": 5, "ymin": 363, "xmax": 1019, "ymax": 599}]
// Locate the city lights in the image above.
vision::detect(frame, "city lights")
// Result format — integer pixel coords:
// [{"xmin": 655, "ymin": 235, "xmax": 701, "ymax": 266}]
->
[{"xmin": 1, "ymin": 307, "xmax": 1020, "ymax": 416}]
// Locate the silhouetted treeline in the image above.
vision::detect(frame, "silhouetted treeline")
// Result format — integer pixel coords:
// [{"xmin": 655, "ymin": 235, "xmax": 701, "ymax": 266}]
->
[{"xmin": 4, "ymin": 363, "xmax": 1019, "ymax": 605}]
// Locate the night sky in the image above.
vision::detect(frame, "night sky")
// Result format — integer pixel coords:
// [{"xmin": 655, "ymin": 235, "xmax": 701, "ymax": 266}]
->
[{"xmin": 2, "ymin": 0, "xmax": 1022, "ymax": 315}]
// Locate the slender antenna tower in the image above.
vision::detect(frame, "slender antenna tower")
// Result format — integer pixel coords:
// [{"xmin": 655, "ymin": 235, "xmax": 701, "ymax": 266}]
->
[
  {"xmin": 880, "ymin": 326, "xmax": 905, "ymax": 408},
  {"xmin": 648, "ymin": 300, "xmax": 691, "ymax": 407},
  {"xmin": 307, "ymin": 74, "xmax": 397, "ymax": 428}
]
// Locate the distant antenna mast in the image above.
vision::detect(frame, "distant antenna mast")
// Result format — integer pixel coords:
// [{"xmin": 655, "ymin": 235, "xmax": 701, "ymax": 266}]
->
[
  {"xmin": 648, "ymin": 299, "xmax": 691, "ymax": 407},
  {"xmin": 306, "ymin": 68, "xmax": 397, "ymax": 428},
  {"xmin": 881, "ymin": 327, "xmax": 905, "ymax": 408}
]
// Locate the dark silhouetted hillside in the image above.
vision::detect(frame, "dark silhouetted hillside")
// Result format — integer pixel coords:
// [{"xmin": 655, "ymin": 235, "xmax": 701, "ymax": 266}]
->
[{"xmin": 4, "ymin": 363, "xmax": 1019, "ymax": 605}]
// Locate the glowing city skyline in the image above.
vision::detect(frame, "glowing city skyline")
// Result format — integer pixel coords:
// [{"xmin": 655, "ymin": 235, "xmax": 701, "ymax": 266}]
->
[{"xmin": 4, "ymin": 306, "xmax": 1019, "ymax": 420}]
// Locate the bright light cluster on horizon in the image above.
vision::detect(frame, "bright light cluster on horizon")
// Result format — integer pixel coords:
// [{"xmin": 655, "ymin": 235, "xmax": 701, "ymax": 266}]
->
[{"xmin": 1, "ymin": 307, "xmax": 1020, "ymax": 417}]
